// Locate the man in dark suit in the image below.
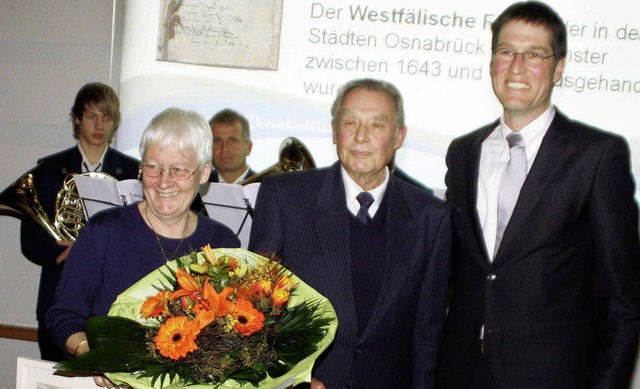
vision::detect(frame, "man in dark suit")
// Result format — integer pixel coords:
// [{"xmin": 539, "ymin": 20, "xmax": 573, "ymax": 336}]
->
[
  {"xmin": 249, "ymin": 78, "xmax": 451, "ymax": 388},
  {"xmin": 20, "ymin": 82, "xmax": 139, "ymax": 361},
  {"xmin": 208, "ymin": 108, "xmax": 256, "ymax": 184},
  {"xmin": 436, "ymin": 2, "xmax": 640, "ymax": 388}
]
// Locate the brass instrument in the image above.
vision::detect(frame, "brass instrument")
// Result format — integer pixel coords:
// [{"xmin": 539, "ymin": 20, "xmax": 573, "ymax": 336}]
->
[
  {"xmin": 0, "ymin": 170, "xmax": 116, "ymax": 241},
  {"xmin": 239, "ymin": 137, "xmax": 316, "ymax": 185}
]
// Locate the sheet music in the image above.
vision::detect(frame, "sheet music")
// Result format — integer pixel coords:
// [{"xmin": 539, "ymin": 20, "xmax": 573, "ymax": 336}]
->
[
  {"xmin": 74, "ymin": 175, "xmax": 260, "ymax": 248},
  {"xmin": 74, "ymin": 175, "xmax": 143, "ymax": 218},
  {"xmin": 199, "ymin": 182, "xmax": 260, "ymax": 248}
]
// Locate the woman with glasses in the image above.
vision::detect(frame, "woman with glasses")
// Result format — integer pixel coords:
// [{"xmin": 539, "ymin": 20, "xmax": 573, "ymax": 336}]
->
[{"xmin": 47, "ymin": 107, "xmax": 240, "ymax": 387}]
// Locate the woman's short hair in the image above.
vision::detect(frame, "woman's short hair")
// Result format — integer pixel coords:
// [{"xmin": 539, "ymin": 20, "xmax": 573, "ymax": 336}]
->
[{"xmin": 139, "ymin": 107, "xmax": 212, "ymax": 169}]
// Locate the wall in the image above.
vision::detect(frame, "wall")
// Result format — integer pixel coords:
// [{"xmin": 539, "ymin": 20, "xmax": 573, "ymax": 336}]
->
[{"xmin": 0, "ymin": 1, "xmax": 117, "ymax": 386}]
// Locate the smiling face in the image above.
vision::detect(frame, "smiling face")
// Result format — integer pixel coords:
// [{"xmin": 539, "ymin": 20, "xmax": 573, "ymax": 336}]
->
[
  {"xmin": 333, "ymin": 87, "xmax": 406, "ymax": 190},
  {"xmin": 142, "ymin": 143, "xmax": 210, "ymax": 222},
  {"xmin": 74, "ymin": 103, "xmax": 114, "ymax": 150},
  {"xmin": 490, "ymin": 20, "xmax": 565, "ymax": 130}
]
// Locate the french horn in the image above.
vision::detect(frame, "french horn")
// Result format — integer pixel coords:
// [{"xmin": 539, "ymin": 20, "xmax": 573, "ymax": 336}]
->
[
  {"xmin": 0, "ymin": 170, "xmax": 116, "ymax": 241},
  {"xmin": 239, "ymin": 136, "xmax": 316, "ymax": 185}
]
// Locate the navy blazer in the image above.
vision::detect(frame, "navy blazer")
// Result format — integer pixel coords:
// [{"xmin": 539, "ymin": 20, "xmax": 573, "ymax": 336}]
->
[
  {"xmin": 249, "ymin": 162, "xmax": 451, "ymax": 388},
  {"xmin": 20, "ymin": 146, "xmax": 140, "ymax": 318},
  {"xmin": 437, "ymin": 111, "xmax": 640, "ymax": 388}
]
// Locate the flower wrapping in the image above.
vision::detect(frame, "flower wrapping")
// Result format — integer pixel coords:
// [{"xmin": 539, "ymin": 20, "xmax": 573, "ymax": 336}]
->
[{"xmin": 55, "ymin": 247, "xmax": 337, "ymax": 389}]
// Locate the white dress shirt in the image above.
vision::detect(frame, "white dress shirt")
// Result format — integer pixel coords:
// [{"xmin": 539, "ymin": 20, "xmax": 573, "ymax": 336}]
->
[
  {"xmin": 217, "ymin": 167, "xmax": 251, "ymax": 184},
  {"xmin": 341, "ymin": 165, "xmax": 389, "ymax": 218},
  {"xmin": 78, "ymin": 143, "xmax": 107, "ymax": 173},
  {"xmin": 477, "ymin": 106, "xmax": 555, "ymax": 259}
]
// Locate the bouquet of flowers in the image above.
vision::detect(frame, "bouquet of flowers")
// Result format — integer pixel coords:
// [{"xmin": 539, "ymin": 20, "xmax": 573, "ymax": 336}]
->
[{"xmin": 55, "ymin": 247, "xmax": 337, "ymax": 389}]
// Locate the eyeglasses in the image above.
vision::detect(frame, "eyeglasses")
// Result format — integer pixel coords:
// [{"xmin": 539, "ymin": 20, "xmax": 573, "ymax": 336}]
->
[
  {"xmin": 492, "ymin": 48, "xmax": 556, "ymax": 67},
  {"xmin": 139, "ymin": 164, "xmax": 197, "ymax": 181}
]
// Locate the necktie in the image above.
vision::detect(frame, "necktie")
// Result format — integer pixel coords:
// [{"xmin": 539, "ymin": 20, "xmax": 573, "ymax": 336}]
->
[
  {"xmin": 495, "ymin": 132, "xmax": 527, "ymax": 256},
  {"xmin": 356, "ymin": 192, "xmax": 374, "ymax": 225}
]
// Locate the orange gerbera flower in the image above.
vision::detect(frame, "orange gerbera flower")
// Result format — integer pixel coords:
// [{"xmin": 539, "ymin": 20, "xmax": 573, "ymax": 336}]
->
[
  {"xmin": 154, "ymin": 316, "xmax": 201, "ymax": 360},
  {"xmin": 232, "ymin": 299, "xmax": 265, "ymax": 336},
  {"xmin": 140, "ymin": 290, "xmax": 172, "ymax": 319}
]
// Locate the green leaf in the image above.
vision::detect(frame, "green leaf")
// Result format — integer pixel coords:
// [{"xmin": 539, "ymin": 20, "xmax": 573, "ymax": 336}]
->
[{"xmin": 55, "ymin": 317, "xmax": 163, "ymax": 373}]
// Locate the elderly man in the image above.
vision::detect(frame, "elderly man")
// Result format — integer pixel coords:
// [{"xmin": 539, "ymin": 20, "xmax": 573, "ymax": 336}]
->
[
  {"xmin": 436, "ymin": 2, "xmax": 640, "ymax": 388},
  {"xmin": 208, "ymin": 108, "xmax": 255, "ymax": 184},
  {"xmin": 249, "ymin": 78, "xmax": 451, "ymax": 388}
]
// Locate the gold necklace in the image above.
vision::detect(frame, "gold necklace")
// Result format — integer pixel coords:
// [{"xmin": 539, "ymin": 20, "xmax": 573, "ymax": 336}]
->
[{"xmin": 144, "ymin": 203, "xmax": 189, "ymax": 263}]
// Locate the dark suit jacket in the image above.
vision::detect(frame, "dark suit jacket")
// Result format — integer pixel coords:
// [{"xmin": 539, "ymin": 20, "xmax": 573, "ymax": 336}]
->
[
  {"xmin": 207, "ymin": 167, "xmax": 257, "ymax": 183},
  {"xmin": 20, "ymin": 146, "xmax": 140, "ymax": 319},
  {"xmin": 393, "ymin": 167, "xmax": 433, "ymax": 193},
  {"xmin": 249, "ymin": 162, "xmax": 452, "ymax": 388},
  {"xmin": 437, "ymin": 111, "xmax": 640, "ymax": 389}
]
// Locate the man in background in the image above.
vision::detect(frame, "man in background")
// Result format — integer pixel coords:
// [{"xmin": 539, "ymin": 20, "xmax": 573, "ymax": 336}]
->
[
  {"xmin": 20, "ymin": 82, "xmax": 140, "ymax": 361},
  {"xmin": 250, "ymin": 78, "xmax": 451, "ymax": 388},
  {"xmin": 208, "ymin": 108, "xmax": 255, "ymax": 184},
  {"xmin": 436, "ymin": 2, "xmax": 640, "ymax": 388}
]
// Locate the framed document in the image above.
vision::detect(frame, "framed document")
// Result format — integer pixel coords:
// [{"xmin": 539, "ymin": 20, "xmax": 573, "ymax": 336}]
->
[
  {"xmin": 157, "ymin": 0, "xmax": 284, "ymax": 70},
  {"xmin": 16, "ymin": 357, "xmax": 95, "ymax": 389}
]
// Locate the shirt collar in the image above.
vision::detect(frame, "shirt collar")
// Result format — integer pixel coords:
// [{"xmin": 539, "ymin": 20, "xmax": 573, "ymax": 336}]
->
[
  {"xmin": 340, "ymin": 165, "xmax": 389, "ymax": 218},
  {"xmin": 77, "ymin": 143, "xmax": 107, "ymax": 173},
  {"xmin": 218, "ymin": 166, "xmax": 251, "ymax": 184},
  {"xmin": 499, "ymin": 106, "xmax": 555, "ymax": 159}
]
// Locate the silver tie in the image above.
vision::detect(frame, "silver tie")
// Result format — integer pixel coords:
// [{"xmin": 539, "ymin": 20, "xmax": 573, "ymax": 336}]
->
[{"xmin": 495, "ymin": 132, "xmax": 527, "ymax": 256}]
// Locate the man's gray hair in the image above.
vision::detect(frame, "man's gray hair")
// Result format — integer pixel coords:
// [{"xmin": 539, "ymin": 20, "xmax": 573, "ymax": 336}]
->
[{"xmin": 330, "ymin": 78, "xmax": 405, "ymax": 129}]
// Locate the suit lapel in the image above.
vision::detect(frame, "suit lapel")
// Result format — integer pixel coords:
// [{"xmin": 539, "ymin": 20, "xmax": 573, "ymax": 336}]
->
[
  {"xmin": 314, "ymin": 164, "xmax": 359, "ymax": 329},
  {"xmin": 494, "ymin": 112, "xmax": 572, "ymax": 261},
  {"xmin": 459, "ymin": 124, "xmax": 497, "ymax": 267},
  {"xmin": 102, "ymin": 148, "xmax": 121, "ymax": 178},
  {"xmin": 63, "ymin": 147, "xmax": 83, "ymax": 178}
]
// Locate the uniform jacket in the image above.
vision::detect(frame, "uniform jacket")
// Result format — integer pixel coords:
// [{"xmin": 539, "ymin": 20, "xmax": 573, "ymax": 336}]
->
[{"xmin": 20, "ymin": 145, "xmax": 140, "ymax": 318}]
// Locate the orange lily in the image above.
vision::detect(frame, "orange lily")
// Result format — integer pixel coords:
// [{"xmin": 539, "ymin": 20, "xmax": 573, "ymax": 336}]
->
[
  {"xmin": 173, "ymin": 268, "xmax": 201, "ymax": 298},
  {"xmin": 167, "ymin": 268, "xmax": 236, "ymax": 328},
  {"xmin": 191, "ymin": 283, "xmax": 236, "ymax": 329}
]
